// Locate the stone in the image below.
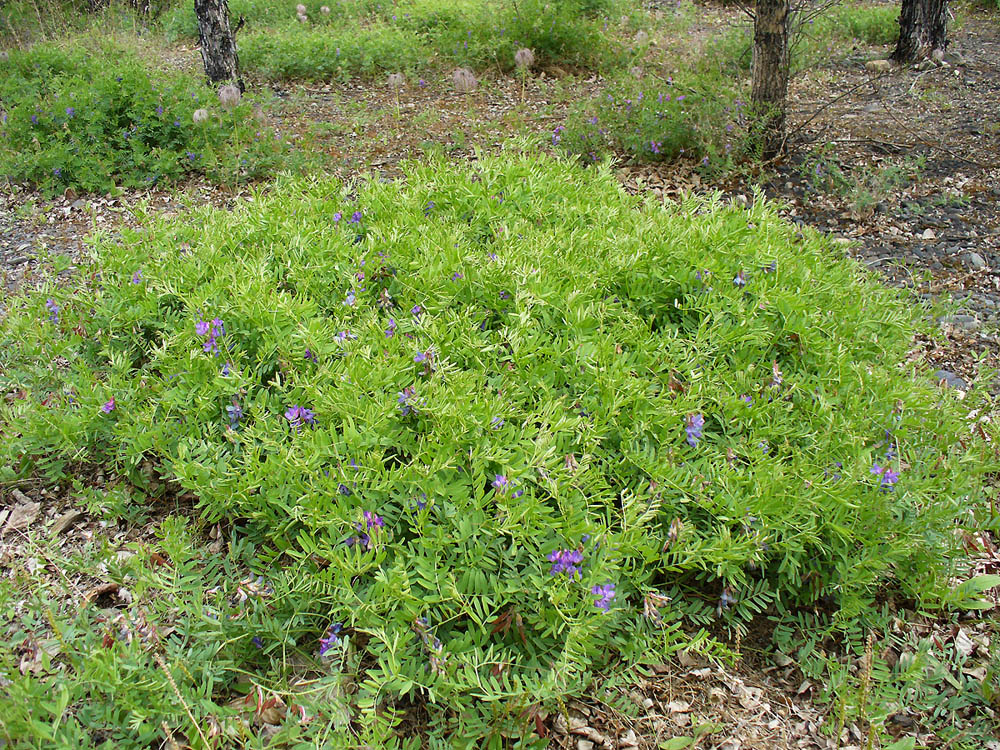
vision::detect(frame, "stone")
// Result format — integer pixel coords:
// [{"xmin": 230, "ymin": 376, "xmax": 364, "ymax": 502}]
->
[
  {"xmin": 865, "ymin": 59, "xmax": 892, "ymax": 73},
  {"xmin": 940, "ymin": 314, "xmax": 980, "ymax": 331},
  {"xmin": 966, "ymin": 252, "xmax": 987, "ymax": 270},
  {"xmin": 935, "ymin": 370, "xmax": 968, "ymax": 391},
  {"xmin": 921, "ymin": 227, "xmax": 936, "ymax": 240}
]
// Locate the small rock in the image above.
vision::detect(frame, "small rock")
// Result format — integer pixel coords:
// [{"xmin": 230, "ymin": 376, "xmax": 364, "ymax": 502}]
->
[
  {"xmin": 50, "ymin": 509, "xmax": 85, "ymax": 536},
  {"xmin": 966, "ymin": 252, "xmax": 987, "ymax": 270},
  {"xmin": 940, "ymin": 314, "xmax": 980, "ymax": 331},
  {"xmin": 577, "ymin": 741, "xmax": 594, "ymax": 750},
  {"xmin": 3, "ymin": 501, "xmax": 41, "ymax": 533},
  {"xmin": 865, "ymin": 59, "xmax": 893, "ymax": 73},
  {"xmin": 619, "ymin": 729, "xmax": 638, "ymax": 748},
  {"xmin": 921, "ymin": 227, "xmax": 936, "ymax": 240},
  {"xmin": 71, "ymin": 199, "xmax": 87, "ymax": 211}
]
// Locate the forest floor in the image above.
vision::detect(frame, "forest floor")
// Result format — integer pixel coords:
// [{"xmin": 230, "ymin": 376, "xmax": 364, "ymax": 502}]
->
[{"xmin": 2, "ymin": 2, "xmax": 1000, "ymax": 748}]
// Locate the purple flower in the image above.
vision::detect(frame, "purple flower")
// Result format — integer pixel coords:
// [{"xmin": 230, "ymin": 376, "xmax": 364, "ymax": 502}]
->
[
  {"xmin": 871, "ymin": 463, "xmax": 900, "ymax": 489},
  {"xmin": 156, "ymin": 105, "xmax": 164, "ymax": 116},
  {"xmin": 131, "ymin": 270, "xmax": 142, "ymax": 284},
  {"xmin": 101, "ymin": 397, "xmax": 116, "ymax": 413},
  {"xmin": 411, "ymin": 304, "xmax": 423, "ymax": 317},
  {"xmin": 196, "ymin": 319, "xmax": 210, "ymax": 336},
  {"xmin": 305, "ymin": 349, "xmax": 318, "ymax": 362},
  {"xmin": 552, "ymin": 125, "xmax": 564, "ymax": 145},
  {"xmin": 319, "ymin": 622, "xmax": 342, "ymax": 655},
  {"xmin": 414, "ymin": 350, "xmax": 429, "ymax": 363},
  {"xmin": 285, "ymin": 405, "xmax": 316, "ymax": 429},
  {"xmin": 685, "ymin": 413, "xmax": 704, "ymax": 447},
  {"xmin": 547, "ymin": 548, "xmax": 584, "ymax": 578},
  {"xmin": 741, "ymin": 394, "xmax": 753, "ymax": 406},
  {"xmin": 385, "ymin": 318, "xmax": 396, "ymax": 337},
  {"xmin": 52, "ymin": 167, "xmax": 61, "ymax": 177},
  {"xmin": 492, "ymin": 474, "xmax": 509, "ymax": 492},
  {"xmin": 592, "ymin": 583, "xmax": 616, "ymax": 611},
  {"xmin": 350, "ymin": 211, "xmax": 362, "ymax": 224},
  {"xmin": 226, "ymin": 399, "xmax": 243, "ymax": 429},
  {"xmin": 65, "ymin": 107, "xmax": 75, "ymax": 118},
  {"xmin": 733, "ymin": 270, "xmax": 747, "ymax": 287},
  {"xmin": 252, "ymin": 636, "xmax": 264, "ymax": 649},
  {"xmin": 30, "ymin": 114, "xmax": 38, "ymax": 125},
  {"xmin": 451, "ymin": 271, "xmax": 463, "ymax": 281},
  {"xmin": 362, "ymin": 510, "xmax": 384, "ymax": 529},
  {"xmin": 45, "ymin": 298, "xmax": 60, "ymax": 324},
  {"xmin": 333, "ymin": 211, "xmax": 342, "ymax": 223},
  {"xmin": 491, "ymin": 416, "xmax": 504, "ymax": 430},
  {"xmin": 334, "ymin": 330, "xmax": 354, "ymax": 342},
  {"xmin": 344, "ymin": 291, "xmax": 356, "ymax": 307},
  {"xmin": 397, "ymin": 386, "xmax": 417, "ymax": 415}
]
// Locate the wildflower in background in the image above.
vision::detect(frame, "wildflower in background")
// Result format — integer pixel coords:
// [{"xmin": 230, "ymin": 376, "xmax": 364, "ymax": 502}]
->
[
  {"xmin": 547, "ymin": 549, "xmax": 584, "ymax": 578},
  {"xmin": 65, "ymin": 107, "xmax": 75, "ymax": 118},
  {"xmin": 514, "ymin": 47, "xmax": 535, "ymax": 70},
  {"xmin": 196, "ymin": 319, "xmax": 210, "ymax": 336},
  {"xmin": 685, "ymin": 413, "xmax": 704, "ymax": 447},
  {"xmin": 344, "ymin": 291, "xmax": 356, "ymax": 306},
  {"xmin": 741, "ymin": 394, "xmax": 753, "ymax": 406},
  {"xmin": 733, "ymin": 270, "xmax": 747, "ymax": 287},
  {"xmin": 452, "ymin": 68, "xmax": 477, "ymax": 93},
  {"xmin": 285, "ymin": 405, "xmax": 316, "ymax": 429},
  {"xmin": 629, "ymin": 65, "xmax": 643, "ymax": 79},
  {"xmin": 334, "ymin": 330, "xmax": 354, "ymax": 342},
  {"xmin": 155, "ymin": 105, "xmax": 164, "ymax": 116},
  {"xmin": 411, "ymin": 304, "xmax": 423, "ymax": 317},
  {"xmin": 871, "ymin": 463, "xmax": 900, "ymax": 489},
  {"xmin": 218, "ymin": 84, "xmax": 241, "ymax": 109},
  {"xmin": 318, "ymin": 623, "xmax": 342, "ymax": 656},
  {"xmin": 633, "ymin": 29, "xmax": 649, "ymax": 45},
  {"xmin": 350, "ymin": 211, "xmax": 362, "ymax": 223},
  {"xmin": 45, "ymin": 298, "xmax": 59, "ymax": 324},
  {"xmin": 492, "ymin": 474, "xmax": 509, "ymax": 492},
  {"xmin": 717, "ymin": 587, "xmax": 736, "ymax": 616},
  {"xmin": 131, "ymin": 270, "xmax": 142, "ymax": 284},
  {"xmin": 769, "ymin": 361, "xmax": 783, "ymax": 389},
  {"xmin": 101, "ymin": 397, "xmax": 116, "ymax": 413},
  {"xmin": 252, "ymin": 636, "xmax": 264, "ymax": 649},
  {"xmin": 320, "ymin": 4, "xmax": 330, "ymax": 12},
  {"xmin": 451, "ymin": 271, "xmax": 463, "ymax": 281},
  {"xmin": 226, "ymin": 398, "xmax": 243, "ymax": 429},
  {"xmin": 333, "ymin": 211, "xmax": 342, "ymax": 223},
  {"xmin": 552, "ymin": 125, "xmax": 564, "ymax": 145},
  {"xmin": 192, "ymin": 108, "xmax": 209, "ymax": 124},
  {"xmin": 592, "ymin": 583, "xmax": 616, "ymax": 611},
  {"xmin": 388, "ymin": 72, "xmax": 406, "ymax": 90},
  {"xmin": 305, "ymin": 349, "xmax": 317, "ymax": 362},
  {"xmin": 397, "ymin": 386, "xmax": 417, "ymax": 415},
  {"xmin": 53, "ymin": 167, "xmax": 62, "ymax": 177},
  {"xmin": 491, "ymin": 416, "xmax": 504, "ymax": 430},
  {"xmin": 412, "ymin": 492, "xmax": 428, "ymax": 511},
  {"xmin": 385, "ymin": 318, "xmax": 396, "ymax": 337},
  {"xmin": 362, "ymin": 510, "xmax": 384, "ymax": 530}
]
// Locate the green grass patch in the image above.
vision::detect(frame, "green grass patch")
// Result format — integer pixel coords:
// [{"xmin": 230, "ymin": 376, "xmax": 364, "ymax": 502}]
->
[
  {"xmin": 0, "ymin": 40, "xmax": 287, "ymax": 194},
  {"xmin": 1, "ymin": 151, "xmax": 995, "ymax": 741}
]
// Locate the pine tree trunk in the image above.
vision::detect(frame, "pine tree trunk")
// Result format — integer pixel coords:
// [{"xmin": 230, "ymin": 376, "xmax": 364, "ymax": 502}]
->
[
  {"xmin": 194, "ymin": 0, "xmax": 243, "ymax": 90},
  {"xmin": 892, "ymin": 0, "xmax": 948, "ymax": 63},
  {"xmin": 751, "ymin": 0, "xmax": 790, "ymax": 160}
]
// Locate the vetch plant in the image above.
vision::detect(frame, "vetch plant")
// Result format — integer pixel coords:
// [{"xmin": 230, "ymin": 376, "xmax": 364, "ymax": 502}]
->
[{"xmin": 1, "ymin": 152, "xmax": 994, "ymax": 741}]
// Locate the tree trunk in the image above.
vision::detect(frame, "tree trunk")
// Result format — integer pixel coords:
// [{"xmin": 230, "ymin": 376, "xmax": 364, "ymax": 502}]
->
[
  {"xmin": 751, "ymin": 0, "xmax": 790, "ymax": 160},
  {"xmin": 892, "ymin": 0, "xmax": 948, "ymax": 63},
  {"xmin": 194, "ymin": 0, "xmax": 244, "ymax": 91}
]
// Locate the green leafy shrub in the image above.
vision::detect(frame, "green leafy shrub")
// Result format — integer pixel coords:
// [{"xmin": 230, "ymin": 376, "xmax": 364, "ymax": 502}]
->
[
  {"xmin": 818, "ymin": 2, "xmax": 900, "ymax": 46},
  {"xmin": 1, "ymin": 152, "xmax": 993, "ymax": 738},
  {"xmin": 0, "ymin": 42, "xmax": 286, "ymax": 194},
  {"xmin": 557, "ymin": 72, "xmax": 747, "ymax": 167},
  {"xmin": 239, "ymin": 24, "xmax": 430, "ymax": 80}
]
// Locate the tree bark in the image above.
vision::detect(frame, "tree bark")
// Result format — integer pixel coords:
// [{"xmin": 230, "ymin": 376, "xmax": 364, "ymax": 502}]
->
[
  {"xmin": 194, "ymin": 0, "xmax": 244, "ymax": 91},
  {"xmin": 892, "ymin": 0, "xmax": 948, "ymax": 64},
  {"xmin": 751, "ymin": 0, "xmax": 790, "ymax": 160}
]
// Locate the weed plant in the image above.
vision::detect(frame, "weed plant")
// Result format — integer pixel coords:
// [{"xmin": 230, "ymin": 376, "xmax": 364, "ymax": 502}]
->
[
  {"xmin": 0, "ymin": 42, "xmax": 286, "ymax": 194},
  {"xmin": 1, "ymin": 152, "xmax": 995, "ymax": 740},
  {"xmin": 557, "ymin": 72, "xmax": 747, "ymax": 167}
]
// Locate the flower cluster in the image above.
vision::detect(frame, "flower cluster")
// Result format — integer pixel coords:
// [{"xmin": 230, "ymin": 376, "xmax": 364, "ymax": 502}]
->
[
  {"xmin": 45, "ymin": 298, "xmax": 59, "ymax": 324},
  {"xmin": 318, "ymin": 622, "xmax": 342, "ymax": 656},
  {"xmin": 871, "ymin": 463, "xmax": 900, "ymax": 490},
  {"xmin": 284, "ymin": 404, "xmax": 316, "ymax": 429},
  {"xmin": 547, "ymin": 548, "xmax": 583, "ymax": 579},
  {"xmin": 196, "ymin": 317, "xmax": 225, "ymax": 355},
  {"xmin": 591, "ymin": 583, "xmax": 616, "ymax": 611},
  {"xmin": 685, "ymin": 413, "xmax": 704, "ymax": 447},
  {"xmin": 397, "ymin": 386, "xmax": 417, "ymax": 415},
  {"xmin": 226, "ymin": 398, "xmax": 243, "ymax": 430},
  {"xmin": 347, "ymin": 510, "xmax": 385, "ymax": 550},
  {"xmin": 412, "ymin": 617, "xmax": 447, "ymax": 675}
]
